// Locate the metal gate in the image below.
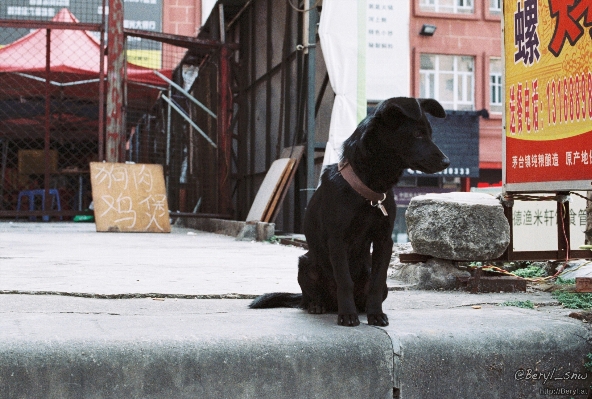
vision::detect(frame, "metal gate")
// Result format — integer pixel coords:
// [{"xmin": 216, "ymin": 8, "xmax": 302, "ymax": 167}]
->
[
  {"xmin": 122, "ymin": 29, "xmax": 234, "ymax": 218},
  {"xmin": 0, "ymin": 6, "xmax": 106, "ymax": 220},
  {"xmin": 0, "ymin": 5, "xmax": 233, "ymax": 221}
]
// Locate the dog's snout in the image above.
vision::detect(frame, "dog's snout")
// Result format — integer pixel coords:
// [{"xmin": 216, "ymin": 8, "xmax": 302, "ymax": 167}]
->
[{"xmin": 440, "ymin": 156, "xmax": 450, "ymax": 169}]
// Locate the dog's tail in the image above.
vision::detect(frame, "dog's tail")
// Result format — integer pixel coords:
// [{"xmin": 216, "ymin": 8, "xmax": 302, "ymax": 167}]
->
[{"xmin": 249, "ymin": 292, "xmax": 302, "ymax": 309}]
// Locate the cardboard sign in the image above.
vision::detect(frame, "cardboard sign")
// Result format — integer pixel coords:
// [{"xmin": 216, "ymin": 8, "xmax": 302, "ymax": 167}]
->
[{"xmin": 90, "ymin": 162, "xmax": 171, "ymax": 233}]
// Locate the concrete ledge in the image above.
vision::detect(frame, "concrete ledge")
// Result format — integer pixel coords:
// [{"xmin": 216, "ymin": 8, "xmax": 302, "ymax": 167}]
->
[
  {"xmin": 182, "ymin": 218, "xmax": 275, "ymax": 241},
  {"xmin": 2, "ymin": 294, "xmax": 592, "ymax": 399},
  {"xmin": 0, "ymin": 298, "xmax": 393, "ymax": 399},
  {"xmin": 383, "ymin": 307, "xmax": 592, "ymax": 399}
]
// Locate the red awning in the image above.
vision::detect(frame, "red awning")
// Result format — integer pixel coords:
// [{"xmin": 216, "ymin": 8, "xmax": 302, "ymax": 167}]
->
[{"xmin": 0, "ymin": 8, "xmax": 172, "ymax": 100}]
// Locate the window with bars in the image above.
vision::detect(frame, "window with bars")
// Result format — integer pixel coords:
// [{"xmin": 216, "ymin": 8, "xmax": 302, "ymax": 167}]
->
[
  {"xmin": 419, "ymin": 0, "xmax": 474, "ymax": 14},
  {"xmin": 490, "ymin": 58, "xmax": 503, "ymax": 114},
  {"xmin": 420, "ymin": 54, "xmax": 475, "ymax": 111}
]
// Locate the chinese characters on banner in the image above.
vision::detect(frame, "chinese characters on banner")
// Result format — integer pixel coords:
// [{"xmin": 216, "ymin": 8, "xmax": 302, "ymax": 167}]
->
[
  {"xmin": 90, "ymin": 162, "xmax": 171, "ymax": 233},
  {"xmin": 504, "ymin": 0, "xmax": 592, "ymax": 190},
  {"xmin": 366, "ymin": 1, "xmax": 410, "ymax": 100}
]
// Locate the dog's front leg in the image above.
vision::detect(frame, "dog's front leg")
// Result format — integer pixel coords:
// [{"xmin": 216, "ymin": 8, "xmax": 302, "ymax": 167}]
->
[
  {"xmin": 366, "ymin": 237, "xmax": 392, "ymax": 326},
  {"xmin": 328, "ymin": 238, "xmax": 359, "ymax": 326}
]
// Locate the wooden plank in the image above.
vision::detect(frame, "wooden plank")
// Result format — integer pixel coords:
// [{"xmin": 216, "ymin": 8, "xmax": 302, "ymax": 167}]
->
[
  {"xmin": 399, "ymin": 253, "xmax": 432, "ymax": 263},
  {"xmin": 497, "ymin": 250, "xmax": 592, "ymax": 261},
  {"xmin": 263, "ymin": 159, "xmax": 295, "ymax": 222},
  {"xmin": 456, "ymin": 275, "xmax": 527, "ymax": 293},
  {"xmin": 90, "ymin": 162, "xmax": 171, "ymax": 233},
  {"xmin": 267, "ymin": 146, "xmax": 305, "ymax": 223},
  {"xmin": 246, "ymin": 158, "xmax": 292, "ymax": 222},
  {"xmin": 280, "ymin": 145, "xmax": 305, "ymax": 161},
  {"xmin": 278, "ymin": 237, "xmax": 308, "ymax": 249}
]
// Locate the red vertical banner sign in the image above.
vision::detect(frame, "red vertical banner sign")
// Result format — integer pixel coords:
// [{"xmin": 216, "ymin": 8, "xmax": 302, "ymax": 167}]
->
[
  {"xmin": 106, "ymin": 0, "xmax": 125, "ymax": 163},
  {"xmin": 503, "ymin": 0, "xmax": 592, "ymax": 191}
]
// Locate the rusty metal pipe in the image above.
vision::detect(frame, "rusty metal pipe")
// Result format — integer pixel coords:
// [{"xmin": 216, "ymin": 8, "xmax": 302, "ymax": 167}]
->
[
  {"xmin": 106, "ymin": 0, "xmax": 125, "ymax": 163},
  {"xmin": 44, "ymin": 29, "xmax": 51, "ymax": 218}
]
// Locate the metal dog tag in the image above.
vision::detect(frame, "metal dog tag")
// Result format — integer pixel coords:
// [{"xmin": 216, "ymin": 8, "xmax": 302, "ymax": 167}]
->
[
  {"xmin": 377, "ymin": 202, "xmax": 388, "ymax": 217},
  {"xmin": 371, "ymin": 193, "xmax": 388, "ymax": 216}
]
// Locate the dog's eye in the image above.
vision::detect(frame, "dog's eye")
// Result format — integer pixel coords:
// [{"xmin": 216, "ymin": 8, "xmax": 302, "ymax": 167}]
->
[{"xmin": 412, "ymin": 130, "xmax": 424, "ymax": 138}]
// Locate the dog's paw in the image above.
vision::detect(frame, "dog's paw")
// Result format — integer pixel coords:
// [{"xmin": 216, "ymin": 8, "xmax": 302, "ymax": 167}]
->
[
  {"xmin": 337, "ymin": 313, "xmax": 360, "ymax": 327},
  {"xmin": 308, "ymin": 302, "xmax": 326, "ymax": 314},
  {"xmin": 367, "ymin": 313, "xmax": 389, "ymax": 327}
]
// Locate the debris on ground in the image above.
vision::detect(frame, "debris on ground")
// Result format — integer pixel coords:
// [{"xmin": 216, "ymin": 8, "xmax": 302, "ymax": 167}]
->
[
  {"xmin": 569, "ymin": 311, "xmax": 592, "ymax": 322},
  {"xmin": 389, "ymin": 243, "xmax": 592, "ymax": 299}
]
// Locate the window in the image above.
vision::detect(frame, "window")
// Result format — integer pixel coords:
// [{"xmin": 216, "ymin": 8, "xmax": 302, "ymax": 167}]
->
[
  {"xmin": 489, "ymin": 0, "xmax": 501, "ymax": 15},
  {"xmin": 420, "ymin": 54, "xmax": 474, "ymax": 111},
  {"xmin": 490, "ymin": 58, "xmax": 503, "ymax": 114},
  {"xmin": 419, "ymin": 0, "xmax": 474, "ymax": 14}
]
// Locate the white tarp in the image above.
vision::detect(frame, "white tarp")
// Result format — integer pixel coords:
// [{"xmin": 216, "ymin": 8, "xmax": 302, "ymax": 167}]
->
[
  {"xmin": 201, "ymin": 0, "xmax": 218, "ymax": 25},
  {"xmin": 320, "ymin": 0, "xmax": 410, "ymax": 167},
  {"xmin": 319, "ymin": 0, "xmax": 366, "ymax": 167}
]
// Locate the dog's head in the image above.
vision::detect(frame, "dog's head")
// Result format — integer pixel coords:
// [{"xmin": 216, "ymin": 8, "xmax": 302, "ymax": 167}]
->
[{"xmin": 347, "ymin": 97, "xmax": 450, "ymax": 175}]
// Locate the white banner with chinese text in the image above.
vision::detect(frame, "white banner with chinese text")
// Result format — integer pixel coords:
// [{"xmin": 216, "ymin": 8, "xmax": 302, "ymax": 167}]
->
[{"xmin": 320, "ymin": 0, "xmax": 410, "ymax": 167}]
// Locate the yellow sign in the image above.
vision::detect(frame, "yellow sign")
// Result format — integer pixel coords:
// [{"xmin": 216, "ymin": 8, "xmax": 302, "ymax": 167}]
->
[
  {"xmin": 126, "ymin": 50, "xmax": 162, "ymax": 70},
  {"xmin": 504, "ymin": 0, "xmax": 592, "ymax": 187}
]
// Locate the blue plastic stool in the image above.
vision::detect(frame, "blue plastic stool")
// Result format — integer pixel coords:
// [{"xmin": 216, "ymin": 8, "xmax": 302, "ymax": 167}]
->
[{"xmin": 16, "ymin": 189, "xmax": 62, "ymax": 221}]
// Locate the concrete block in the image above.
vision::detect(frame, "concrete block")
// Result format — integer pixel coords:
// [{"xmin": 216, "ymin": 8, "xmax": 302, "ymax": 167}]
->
[
  {"xmin": 390, "ymin": 258, "xmax": 471, "ymax": 290},
  {"xmin": 181, "ymin": 218, "xmax": 275, "ymax": 241}
]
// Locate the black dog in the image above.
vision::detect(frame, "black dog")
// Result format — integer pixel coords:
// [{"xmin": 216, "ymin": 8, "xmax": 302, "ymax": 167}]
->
[{"xmin": 250, "ymin": 97, "xmax": 449, "ymax": 326}]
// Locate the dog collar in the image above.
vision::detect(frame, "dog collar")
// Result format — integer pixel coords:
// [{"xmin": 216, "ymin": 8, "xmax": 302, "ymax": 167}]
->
[{"xmin": 338, "ymin": 160, "xmax": 388, "ymax": 216}]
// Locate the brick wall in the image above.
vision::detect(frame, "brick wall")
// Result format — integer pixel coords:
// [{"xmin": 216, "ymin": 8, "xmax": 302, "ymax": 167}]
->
[
  {"xmin": 162, "ymin": 0, "xmax": 202, "ymax": 69},
  {"xmin": 163, "ymin": 0, "xmax": 201, "ymax": 36}
]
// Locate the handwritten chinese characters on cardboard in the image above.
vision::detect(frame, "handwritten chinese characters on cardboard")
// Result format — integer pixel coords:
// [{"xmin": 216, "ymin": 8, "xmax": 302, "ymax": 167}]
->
[{"xmin": 90, "ymin": 162, "xmax": 171, "ymax": 233}]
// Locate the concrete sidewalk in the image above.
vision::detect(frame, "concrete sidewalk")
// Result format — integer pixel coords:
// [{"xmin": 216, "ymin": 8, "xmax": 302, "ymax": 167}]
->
[
  {"xmin": 0, "ymin": 222, "xmax": 302, "ymax": 296},
  {"xmin": 1, "ymin": 222, "xmax": 591, "ymax": 398}
]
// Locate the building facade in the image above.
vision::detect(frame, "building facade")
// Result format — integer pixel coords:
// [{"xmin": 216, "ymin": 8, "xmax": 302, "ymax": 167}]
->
[{"xmin": 409, "ymin": 0, "xmax": 503, "ymax": 186}]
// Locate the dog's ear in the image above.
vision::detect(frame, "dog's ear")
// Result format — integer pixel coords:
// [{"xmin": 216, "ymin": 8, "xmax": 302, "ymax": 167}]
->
[
  {"xmin": 419, "ymin": 98, "xmax": 446, "ymax": 119},
  {"xmin": 376, "ymin": 97, "xmax": 423, "ymax": 123}
]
